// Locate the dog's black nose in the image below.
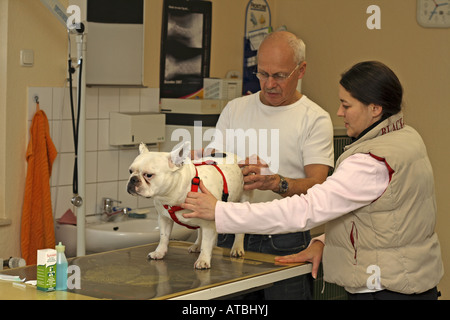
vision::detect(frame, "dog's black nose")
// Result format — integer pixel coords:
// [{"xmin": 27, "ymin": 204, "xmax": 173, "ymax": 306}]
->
[
  {"xmin": 127, "ymin": 176, "xmax": 140, "ymax": 195},
  {"xmin": 130, "ymin": 176, "xmax": 139, "ymax": 184}
]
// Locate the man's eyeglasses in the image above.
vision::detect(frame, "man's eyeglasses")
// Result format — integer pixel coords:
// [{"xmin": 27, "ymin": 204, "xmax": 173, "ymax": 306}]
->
[{"xmin": 254, "ymin": 64, "xmax": 300, "ymax": 83}]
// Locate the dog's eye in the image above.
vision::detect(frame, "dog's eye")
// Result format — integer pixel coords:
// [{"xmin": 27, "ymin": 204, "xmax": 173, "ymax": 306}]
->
[
  {"xmin": 145, "ymin": 173, "xmax": 153, "ymax": 179},
  {"xmin": 129, "ymin": 169, "xmax": 133, "ymax": 174}
]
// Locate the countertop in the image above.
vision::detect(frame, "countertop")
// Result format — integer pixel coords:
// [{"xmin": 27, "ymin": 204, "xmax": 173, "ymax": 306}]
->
[{"xmin": 0, "ymin": 241, "xmax": 311, "ymax": 300}]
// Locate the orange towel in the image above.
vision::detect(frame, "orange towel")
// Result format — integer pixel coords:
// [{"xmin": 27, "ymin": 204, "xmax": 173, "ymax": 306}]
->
[{"xmin": 21, "ymin": 109, "xmax": 57, "ymax": 265}]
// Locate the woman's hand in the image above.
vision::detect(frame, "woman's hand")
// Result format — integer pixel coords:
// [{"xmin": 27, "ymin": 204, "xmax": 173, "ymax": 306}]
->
[
  {"xmin": 275, "ymin": 240, "xmax": 324, "ymax": 279},
  {"xmin": 181, "ymin": 181, "xmax": 218, "ymax": 221}
]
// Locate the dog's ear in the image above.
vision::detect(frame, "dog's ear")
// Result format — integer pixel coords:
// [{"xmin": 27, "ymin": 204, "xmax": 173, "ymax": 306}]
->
[
  {"xmin": 169, "ymin": 141, "xmax": 191, "ymax": 168},
  {"xmin": 139, "ymin": 142, "xmax": 149, "ymax": 154}
]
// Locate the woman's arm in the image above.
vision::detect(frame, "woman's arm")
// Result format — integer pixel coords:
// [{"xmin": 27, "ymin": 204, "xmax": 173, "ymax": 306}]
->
[{"xmin": 183, "ymin": 153, "xmax": 389, "ymax": 234}]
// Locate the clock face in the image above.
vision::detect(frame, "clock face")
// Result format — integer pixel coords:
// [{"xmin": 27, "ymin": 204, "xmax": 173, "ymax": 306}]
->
[{"xmin": 417, "ymin": 0, "xmax": 450, "ymax": 28}]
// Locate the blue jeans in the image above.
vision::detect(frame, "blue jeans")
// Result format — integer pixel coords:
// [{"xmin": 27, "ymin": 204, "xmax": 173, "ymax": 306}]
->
[{"xmin": 218, "ymin": 232, "xmax": 313, "ymax": 300}]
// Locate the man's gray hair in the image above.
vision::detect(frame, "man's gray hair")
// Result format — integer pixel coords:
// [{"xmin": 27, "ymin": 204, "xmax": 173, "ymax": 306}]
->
[{"xmin": 258, "ymin": 31, "xmax": 306, "ymax": 64}]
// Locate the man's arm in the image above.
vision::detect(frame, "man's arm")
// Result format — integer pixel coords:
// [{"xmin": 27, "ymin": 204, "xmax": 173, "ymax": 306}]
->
[
  {"xmin": 275, "ymin": 163, "xmax": 330, "ymax": 197},
  {"xmin": 240, "ymin": 162, "xmax": 331, "ymax": 197}
]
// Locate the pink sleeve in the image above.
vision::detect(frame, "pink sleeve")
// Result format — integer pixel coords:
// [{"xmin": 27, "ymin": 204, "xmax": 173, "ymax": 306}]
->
[
  {"xmin": 215, "ymin": 153, "xmax": 390, "ymax": 234},
  {"xmin": 309, "ymin": 234, "xmax": 326, "ymax": 247}
]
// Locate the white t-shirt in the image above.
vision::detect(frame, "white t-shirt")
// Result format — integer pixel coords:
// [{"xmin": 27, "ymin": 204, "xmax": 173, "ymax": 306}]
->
[{"xmin": 206, "ymin": 92, "xmax": 334, "ymax": 203}]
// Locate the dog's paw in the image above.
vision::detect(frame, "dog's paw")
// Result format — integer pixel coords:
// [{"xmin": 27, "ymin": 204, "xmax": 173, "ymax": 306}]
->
[
  {"xmin": 194, "ymin": 259, "xmax": 211, "ymax": 270},
  {"xmin": 188, "ymin": 243, "xmax": 201, "ymax": 253},
  {"xmin": 147, "ymin": 251, "xmax": 166, "ymax": 260},
  {"xmin": 230, "ymin": 247, "xmax": 245, "ymax": 258}
]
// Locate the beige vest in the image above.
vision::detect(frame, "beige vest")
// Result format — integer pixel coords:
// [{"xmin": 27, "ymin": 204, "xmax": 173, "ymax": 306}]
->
[{"xmin": 323, "ymin": 113, "xmax": 444, "ymax": 294}]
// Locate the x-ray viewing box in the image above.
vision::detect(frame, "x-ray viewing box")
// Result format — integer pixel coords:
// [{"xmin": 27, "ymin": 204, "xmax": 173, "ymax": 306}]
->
[
  {"xmin": 160, "ymin": 98, "xmax": 228, "ymax": 115},
  {"xmin": 81, "ymin": 0, "xmax": 145, "ymax": 86},
  {"xmin": 109, "ymin": 112, "xmax": 166, "ymax": 146},
  {"xmin": 203, "ymin": 78, "xmax": 243, "ymax": 100}
]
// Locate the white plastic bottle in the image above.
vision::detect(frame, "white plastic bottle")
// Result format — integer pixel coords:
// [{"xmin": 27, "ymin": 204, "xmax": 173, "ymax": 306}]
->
[{"xmin": 55, "ymin": 242, "xmax": 68, "ymax": 291}]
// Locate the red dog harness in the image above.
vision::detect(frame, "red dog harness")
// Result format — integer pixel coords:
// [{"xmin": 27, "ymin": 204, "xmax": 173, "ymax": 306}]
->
[{"xmin": 163, "ymin": 161, "xmax": 229, "ymax": 230}]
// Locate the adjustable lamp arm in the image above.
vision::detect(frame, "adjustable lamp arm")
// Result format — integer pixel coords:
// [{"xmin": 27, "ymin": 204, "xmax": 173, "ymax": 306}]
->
[{"xmin": 40, "ymin": 0, "xmax": 84, "ymax": 33}]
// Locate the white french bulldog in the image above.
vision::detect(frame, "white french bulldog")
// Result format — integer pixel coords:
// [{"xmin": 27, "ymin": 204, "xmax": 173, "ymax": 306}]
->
[{"xmin": 127, "ymin": 141, "xmax": 251, "ymax": 269}]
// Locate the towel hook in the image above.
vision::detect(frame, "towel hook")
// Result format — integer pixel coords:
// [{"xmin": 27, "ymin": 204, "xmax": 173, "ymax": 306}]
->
[{"xmin": 34, "ymin": 95, "xmax": 40, "ymax": 111}]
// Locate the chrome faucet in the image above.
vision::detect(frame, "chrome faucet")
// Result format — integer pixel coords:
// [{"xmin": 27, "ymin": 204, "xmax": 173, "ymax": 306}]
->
[
  {"xmin": 103, "ymin": 197, "xmax": 121, "ymax": 214},
  {"xmin": 102, "ymin": 198, "xmax": 131, "ymax": 221}
]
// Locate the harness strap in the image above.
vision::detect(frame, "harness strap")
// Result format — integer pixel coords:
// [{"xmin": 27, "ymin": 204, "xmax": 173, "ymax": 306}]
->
[
  {"xmin": 163, "ymin": 204, "xmax": 199, "ymax": 230},
  {"xmin": 163, "ymin": 161, "xmax": 229, "ymax": 230},
  {"xmin": 194, "ymin": 161, "xmax": 229, "ymax": 201}
]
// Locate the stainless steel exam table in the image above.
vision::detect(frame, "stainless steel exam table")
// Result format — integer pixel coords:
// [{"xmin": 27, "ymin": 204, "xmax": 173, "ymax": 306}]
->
[{"xmin": 0, "ymin": 241, "xmax": 312, "ymax": 300}]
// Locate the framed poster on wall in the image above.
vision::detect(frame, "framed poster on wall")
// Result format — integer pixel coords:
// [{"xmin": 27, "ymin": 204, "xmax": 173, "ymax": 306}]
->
[
  {"xmin": 160, "ymin": 0, "xmax": 212, "ymax": 99},
  {"xmin": 243, "ymin": 0, "xmax": 271, "ymax": 95}
]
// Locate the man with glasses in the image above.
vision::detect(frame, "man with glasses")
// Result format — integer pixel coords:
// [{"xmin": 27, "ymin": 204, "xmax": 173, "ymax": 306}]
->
[{"xmin": 202, "ymin": 31, "xmax": 334, "ymax": 299}]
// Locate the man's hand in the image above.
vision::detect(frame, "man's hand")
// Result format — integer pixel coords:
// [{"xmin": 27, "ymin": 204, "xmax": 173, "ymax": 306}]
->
[
  {"xmin": 238, "ymin": 155, "xmax": 279, "ymax": 191},
  {"xmin": 182, "ymin": 181, "xmax": 218, "ymax": 221}
]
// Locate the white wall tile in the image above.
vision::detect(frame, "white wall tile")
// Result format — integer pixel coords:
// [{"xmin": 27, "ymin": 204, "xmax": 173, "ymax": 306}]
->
[
  {"xmin": 140, "ymin": 88, "xmax": 160, "ymax": 113},
  {"xmin": 86, "ymin": 87, "xmax": 99, "ymax": 119},
  {"xmin": 53, "ymin": 152, "xmax": 76, "ymax": 186},
  {"xmin": 86, "ymin": 119, "xmax": 98, "ymax": 151},
  {"xmin": 118, "ymin": 148, "xmax": 140, "ymax": 180},
  {"xmin": 97, "ymin": 119, "xmax": 113, "ymax": 151},
  {"xmin": 85, "ymin": 183, "xmax": 98, "ymax": 215},
  {"xmin": 52, "ymin": 87, "xmax": 64, "ymax": 121},
  {"xmin": 52, "ymin": 86, "xmax": 76, "ymax": 121},
  {"xmin": 97, "ymin": 150, "xmax": 119, "ymax": 182},
  {"xmin": 98, "ymin": 87, "xmax": 119, "ymax": 119},
  {"xmin": 119, "ymin": 88, "xmax": 140, "ymax": 113},
  {"xmin": 86, "ymin": 151, "xmax": 98, "ymax": 184},
  {"xmin": 50, "ymin": 156, "xmax": 59, "ymax": 187},
  {"xmin": 50, "ymin": 120, "xmax": 61, "ymax": 153},
  {"xmin": 52, "ymin": 120, "xmax": 75, "ymax": 153}
]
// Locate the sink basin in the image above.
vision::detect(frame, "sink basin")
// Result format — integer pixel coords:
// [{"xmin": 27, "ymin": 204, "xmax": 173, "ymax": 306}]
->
[{"xmin": 55, "ymin": 217, "xmax": 196, "ymax": 257}]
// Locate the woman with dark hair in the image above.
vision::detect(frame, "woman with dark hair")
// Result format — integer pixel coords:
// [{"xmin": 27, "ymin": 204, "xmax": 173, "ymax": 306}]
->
[{"xmin": 182, "ymin": 61, "xmax": 444, "ymax": 300}]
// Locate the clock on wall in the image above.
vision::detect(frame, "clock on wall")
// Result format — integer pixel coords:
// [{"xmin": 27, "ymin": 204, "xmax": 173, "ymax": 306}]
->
[{"xmin": 417, "ymin": 0, "xmax": 450, "ymax": 28}]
